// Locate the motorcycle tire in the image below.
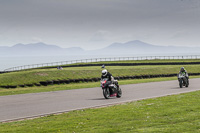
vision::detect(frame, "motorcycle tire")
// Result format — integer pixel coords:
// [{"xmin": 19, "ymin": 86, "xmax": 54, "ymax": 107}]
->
[
  {"xmin": 186, "ymin": 79, "xmax": 189, "ymax": 87},
  {"xmin": 103, "ymin": 88, "xmax": 110, "ymax": 99},
  {"xmin": 117, "ymin": 87, "xmax": 122, "ymax": 98},
  {"xmin": 179, "ymin": 79, "xmax": 183, "ymax": 88}
]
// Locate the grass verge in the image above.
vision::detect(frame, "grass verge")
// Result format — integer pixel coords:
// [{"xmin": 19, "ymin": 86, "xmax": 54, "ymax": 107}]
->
[
  {"xmin": 0, "ymin": 76, "xmax": 200, "ymax": 96},
  {"xmin": 0, "ymin": 88, "xmax": 200, "ymax": 132},
  {"xmin": 1, "ymin": 64, "xmax": 200, "ymax": 86}
]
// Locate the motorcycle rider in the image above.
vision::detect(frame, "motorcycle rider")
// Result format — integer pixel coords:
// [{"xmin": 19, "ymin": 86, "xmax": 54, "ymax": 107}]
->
[
  {"xmin": 101, "ymin": 65, "xmax": 114, "ymax": 86},
  {"xmin": 179, "ymin": 67, "xmax": 188, "ymax": 78},
  {"xmin": 101, "ymin": 69, "xmax": 114, "ymax": 81},
  {"xmin": 101, "ymin": 69, "xmax": 116, "ymax": 96},
  {"xmin": 178, "ymin": 67, "xmax": 189, "ymax": 85}
]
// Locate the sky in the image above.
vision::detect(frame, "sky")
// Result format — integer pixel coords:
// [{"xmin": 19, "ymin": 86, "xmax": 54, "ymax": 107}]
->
[{"xmin": 0, "ymin": 0, "xmax": 200, "ymax": 50}]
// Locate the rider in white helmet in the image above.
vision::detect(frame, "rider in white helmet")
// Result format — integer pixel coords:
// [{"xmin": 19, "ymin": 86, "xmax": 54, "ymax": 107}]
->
[
  {"xmin": 101, "ymin": 69, "xmax": 116, "ymax": 95},
  {"xmin": 101, "ymin": 69, "xmax": 114, "ymax": 82}
]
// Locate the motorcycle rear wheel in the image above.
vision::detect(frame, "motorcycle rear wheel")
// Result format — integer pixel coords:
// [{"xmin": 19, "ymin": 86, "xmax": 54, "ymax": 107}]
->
[
  {"xmin": 186, "ymin": 79, "xmax": 189, "ymax": 87},
  {"xmin": 117, "ymin": 88, "xmax": 122, "ymax": 98}
]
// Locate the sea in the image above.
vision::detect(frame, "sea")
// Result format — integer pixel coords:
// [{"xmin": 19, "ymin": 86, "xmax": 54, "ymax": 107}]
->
[{"xmin": 0, "ymin": 54, "xmax": 136, "ymax": 71}]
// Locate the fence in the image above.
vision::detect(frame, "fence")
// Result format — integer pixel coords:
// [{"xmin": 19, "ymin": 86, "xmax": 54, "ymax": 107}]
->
[{"xmin": 3, "ymin": 55, "xmax": 200, "ymax": 72}]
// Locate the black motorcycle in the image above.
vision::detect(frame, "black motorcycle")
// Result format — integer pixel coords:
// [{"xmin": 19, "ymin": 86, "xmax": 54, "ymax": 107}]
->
[
  {"xmin": 100, "ymin": 78, "xmax": 122, "ymax": 99},
  {"xmin": 178, "ymin": 73, "xmax": 189, "ymax": 88}
]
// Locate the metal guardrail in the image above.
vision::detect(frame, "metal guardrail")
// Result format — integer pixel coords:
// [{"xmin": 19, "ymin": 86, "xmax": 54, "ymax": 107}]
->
[{"xmin": 3, "ymin": 55, "xmax": 200, "ymax": 72}]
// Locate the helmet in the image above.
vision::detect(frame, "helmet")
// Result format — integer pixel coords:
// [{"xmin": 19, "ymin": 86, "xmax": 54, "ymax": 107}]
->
[
  {"xmin": 101, "ymin": 64, "xmax": 105, "ymax": 68},
  {"xmin": 102, "ymin": 69, "xmax": 107, "ymax": 76},
  {"xmin": 181, "ymin": 67, "xmax": 185, "ymax": 72}
]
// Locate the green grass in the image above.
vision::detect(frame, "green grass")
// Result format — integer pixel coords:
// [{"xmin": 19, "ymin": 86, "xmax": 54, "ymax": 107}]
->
[
  {"xmin": 1, "ymin": 59, "xmax": 200, "ymax": 96},
  {"xmin": 1, "ymin": 89, "xmax": 200, "ymax": 132},
  {"xmin": 1, "ymin": 64, "xmax": 200, "ymax": 86},
  {"xmin": 1, "ymin": 59, "xmax": 200, "ymax": 132},
  {"xmin": 0, "ymin": 76, "xmax": 200, "ymax": 96}
]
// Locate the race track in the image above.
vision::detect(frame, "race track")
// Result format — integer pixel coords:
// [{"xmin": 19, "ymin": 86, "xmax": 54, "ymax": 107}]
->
[{"xmin": 0, "ymin": 78, "xmax": 200, "ymax": 122}]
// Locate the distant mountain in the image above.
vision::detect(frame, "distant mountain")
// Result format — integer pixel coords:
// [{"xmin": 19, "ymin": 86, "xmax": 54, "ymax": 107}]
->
[
  {"xmin": 11, "ymin": 43, "xmax": 62, "ymax": 50},
  {"xmin": 9, "ymin": 43, "xmax": 63, "ymax": 55},
  {"xmin": 97, "ymin": 40, "xmax": 200, "ymax": 55},
  {"xmin": 0, "ymin": 42, "xmax": 85, "ymax": 56},
  {"xmin": 0, "ymin": 40, "xmax": 200, "ymax": 56},
  {"xmin": 107, "ymin": 40, "xmax": 154, "ymax": 49}
]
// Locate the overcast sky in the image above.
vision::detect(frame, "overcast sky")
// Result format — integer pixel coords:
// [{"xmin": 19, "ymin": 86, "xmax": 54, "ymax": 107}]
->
[{"xmin": 0, "ymin": 0, "xmax": 200, "ymax": 50}]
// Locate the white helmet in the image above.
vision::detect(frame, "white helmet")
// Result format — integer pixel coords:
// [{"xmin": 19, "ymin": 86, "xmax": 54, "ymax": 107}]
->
[{"xmin": 102, "ymin": 69, "xmax": 107, "ymax": 76}]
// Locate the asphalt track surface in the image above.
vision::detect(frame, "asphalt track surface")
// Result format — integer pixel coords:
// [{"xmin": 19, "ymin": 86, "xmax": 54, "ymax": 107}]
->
[{"xmin": 0, "ymin": 78, "xmax": 200, "ymax": 122}]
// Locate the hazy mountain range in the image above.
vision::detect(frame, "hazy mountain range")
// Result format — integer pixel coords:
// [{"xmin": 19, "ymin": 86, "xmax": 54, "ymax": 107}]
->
[
  {"xmin": 0, "ymin": 40, "xmax": 200, "ymax": 56},
  {"xmin": 0, "ymin": 42, "xmax": 85, "ymax": 56}
]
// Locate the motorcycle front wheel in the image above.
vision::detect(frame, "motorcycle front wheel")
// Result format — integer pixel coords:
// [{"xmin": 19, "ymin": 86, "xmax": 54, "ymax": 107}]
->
[
  {"xmin": 179, "ymin": 79, "xmax": 183, "ymax": 88},
  {"xmin": 103, "ymin": 88, "xmax": 110, "ymax": 99}
]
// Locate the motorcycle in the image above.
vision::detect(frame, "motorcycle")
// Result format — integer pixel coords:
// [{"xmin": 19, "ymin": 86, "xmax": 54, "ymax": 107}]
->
[
  {"xmin": 178, "ymin": 73, "xmax": 189, "ymax": 88},
  {"xmin": 100, "ymin": 78, "xmax": 122, "ymax": 99}
]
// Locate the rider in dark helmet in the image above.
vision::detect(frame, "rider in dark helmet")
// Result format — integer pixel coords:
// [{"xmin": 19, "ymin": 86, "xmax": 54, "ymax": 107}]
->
[{"xmin": 179, "ymin": 67, "xmax": 189, "ymax": 79}]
